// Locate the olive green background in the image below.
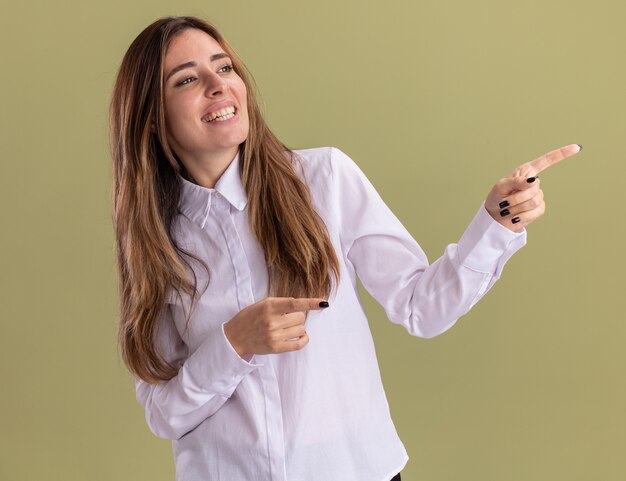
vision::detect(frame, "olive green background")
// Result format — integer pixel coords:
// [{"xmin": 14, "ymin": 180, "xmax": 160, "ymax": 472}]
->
[{"xmin": 1, "ymin": 0, "xmax": 624, "ymax": 480}]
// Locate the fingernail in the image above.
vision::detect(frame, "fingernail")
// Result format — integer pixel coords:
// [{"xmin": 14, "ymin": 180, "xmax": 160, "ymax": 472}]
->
[
  {"xmin": 319, "ymin": 301, "xmax": 329, "ymax": 308},
  {"xmin": 499, "ymin": 200, "xmax": 510, "ymax": 208},
  {"xmin": 500, "ymin": 209, "xmax": 510, "ymax": 217},
  {"xmin": 577, "ymin": 144, "xmax": 583, "ymax": 151},
  {"xmin": 512, "ymin": 217, "xmax": 521, "ymax": 224},
  {"xmin": 526, "ymin": 176, "xmax": 538, "ymax": 183}
]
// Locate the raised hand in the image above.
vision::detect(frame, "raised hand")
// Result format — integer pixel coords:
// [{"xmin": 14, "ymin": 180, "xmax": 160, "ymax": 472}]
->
[
  {"xmin": 484, "ymin": 144, "xmax": 582, "ymax": 231},
  {"xmin": 223, "ymin": 297, "xmax": 329, "ymax": 357}
]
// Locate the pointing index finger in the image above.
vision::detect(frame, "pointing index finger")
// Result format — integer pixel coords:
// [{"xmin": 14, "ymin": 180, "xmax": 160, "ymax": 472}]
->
[
  {"xmin": 526, "ymin": 144, "xmax": 582, "ymax": 176},
  {"xmin": 273, "ymin": 297, "xmax": 329, "ymax": 314}
]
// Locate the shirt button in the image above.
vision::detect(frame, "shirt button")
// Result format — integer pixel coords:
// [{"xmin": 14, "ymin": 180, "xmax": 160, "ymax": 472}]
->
[{"xmin": 215, "ymin": 192, "xmax": 222, "ymax": 198}]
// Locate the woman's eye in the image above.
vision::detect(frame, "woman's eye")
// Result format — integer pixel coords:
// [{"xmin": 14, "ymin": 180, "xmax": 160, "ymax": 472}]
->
[
  {"xmin": 174, "ymin": 65, "xmax": 233, "ymax": 87},
  {"xmin": 175, "ymin": 76, "xmax": 195, "ymax": 87},
  {"xmin": 219, "ymin": 64, "xmax": 234, "ymax": 73}
]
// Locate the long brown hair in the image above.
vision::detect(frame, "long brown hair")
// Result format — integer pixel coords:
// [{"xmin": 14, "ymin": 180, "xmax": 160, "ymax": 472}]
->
[{"xmin": 109, "ymin": 16, "xmax": 340, "ymax": 384}]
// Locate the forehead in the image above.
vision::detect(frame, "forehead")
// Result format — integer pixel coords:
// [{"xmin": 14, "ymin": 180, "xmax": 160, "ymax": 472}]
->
[{"xmin": 164, "ymin": 29, "xmax": 224, "ymax": 68}]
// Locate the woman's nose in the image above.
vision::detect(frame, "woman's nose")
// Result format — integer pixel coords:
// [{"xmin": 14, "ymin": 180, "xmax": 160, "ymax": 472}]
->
[{"xmin": 204, "ymin": 72, "xmax": 228, "ymax": 97}]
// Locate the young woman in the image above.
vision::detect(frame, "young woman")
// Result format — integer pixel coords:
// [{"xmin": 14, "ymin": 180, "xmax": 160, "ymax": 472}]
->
[{"xmin": 109, "ymin": 15, "xmax": 580, "ymax": 481}]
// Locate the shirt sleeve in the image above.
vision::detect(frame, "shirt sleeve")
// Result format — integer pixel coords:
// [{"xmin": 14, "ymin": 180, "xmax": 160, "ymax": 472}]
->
[
  {"xmin": 134, "ymin": 303, "xmax": 263, "ymax": 440},
  {"xmin": 330, "ymin": 146, "xmax": 527, "ymax": 338}
]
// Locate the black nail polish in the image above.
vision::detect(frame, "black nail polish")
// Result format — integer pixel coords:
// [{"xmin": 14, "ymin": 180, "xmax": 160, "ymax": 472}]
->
[
  {"xmin": 500, "ymin": 209, "xmax": 510, "ymax": 217},
  {"xmin": 319, "ymin": 301, "xmax": 329, "ymax": 308},
  {"xmin": 512, "ymin": 217, "xmax": 521, "ymax": 224},
  {"xmin": 526, "ymin": 176, "xmax": 537, "ymax": 183},
  {"xmin": 577, "ymin": 144, "xmax": 583, "ymax": 151},
  {"xmin": 499, "ymin": 200, "xmax": 509, "ymax": 208}
]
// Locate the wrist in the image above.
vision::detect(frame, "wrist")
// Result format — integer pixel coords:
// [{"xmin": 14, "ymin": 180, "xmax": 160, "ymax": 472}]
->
[
  {"xmin": 224, "ymin": 321, "xmax": 247, "ymax": 358},
  {"xmin": 482, "ymin": 201, "xmax": 499, "ymax": 222}
]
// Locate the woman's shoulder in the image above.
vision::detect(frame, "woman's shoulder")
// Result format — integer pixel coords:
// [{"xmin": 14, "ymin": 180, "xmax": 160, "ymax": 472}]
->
[
  {"xmin": 290, "ymin": 145, "xmax": 333, "ymax": 167},
  {"xmin": 289, "ymin": 145, "xmax": 354, "ymax": 182}
]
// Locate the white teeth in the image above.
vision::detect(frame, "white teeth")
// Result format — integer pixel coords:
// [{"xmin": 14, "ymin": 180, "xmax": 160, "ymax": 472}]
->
[
  {"xmin": 202, "ymin": 106, "xmax": 236, "ymax": 122},
  {"xmin": 212, "ymin": 113, "xmax": 234, "ymax": 122}
]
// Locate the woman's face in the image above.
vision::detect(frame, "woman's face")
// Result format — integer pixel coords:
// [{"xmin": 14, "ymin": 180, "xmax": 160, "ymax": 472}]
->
[{"xmin": 162, "ymin": 28, "xmax": 249, "ymax": 169}]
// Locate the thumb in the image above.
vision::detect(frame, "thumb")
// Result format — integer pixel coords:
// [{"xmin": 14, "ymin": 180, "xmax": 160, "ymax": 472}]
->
[{"xmin": 498, "ymin": 174, "xmax": 539, "ymax": 195}]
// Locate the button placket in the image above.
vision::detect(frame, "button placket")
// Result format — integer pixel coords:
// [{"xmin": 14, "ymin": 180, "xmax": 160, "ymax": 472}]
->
[
  {"xmin": 213, "ymin": 200, "xmax": 250, "ymax": 311},
  {"xmin": 215, "ymin": 199, "xmax": 287, "ymax": 481}
]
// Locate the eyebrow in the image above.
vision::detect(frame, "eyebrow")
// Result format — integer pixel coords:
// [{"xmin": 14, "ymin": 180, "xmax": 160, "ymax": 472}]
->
[{"xmin": 165, "ymin": 53, "xmax": 231, "ymax": 81}]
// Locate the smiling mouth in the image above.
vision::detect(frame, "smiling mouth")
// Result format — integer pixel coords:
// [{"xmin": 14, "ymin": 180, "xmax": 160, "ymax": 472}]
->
[{"xmin": 201, "ymin": 106, "xmax": 237, "ymax": 123}]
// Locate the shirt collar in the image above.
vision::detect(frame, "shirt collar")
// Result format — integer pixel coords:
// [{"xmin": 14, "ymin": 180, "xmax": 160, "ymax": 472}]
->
[{"xmin": 178, "ymin": 151, "xmax": 248, "ymax": 229}]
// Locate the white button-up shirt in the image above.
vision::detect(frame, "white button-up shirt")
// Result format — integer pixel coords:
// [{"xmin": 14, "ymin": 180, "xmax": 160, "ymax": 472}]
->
[{"xmin": 135, "ymin": 146, "xmax": 526, "ymax": 481}]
